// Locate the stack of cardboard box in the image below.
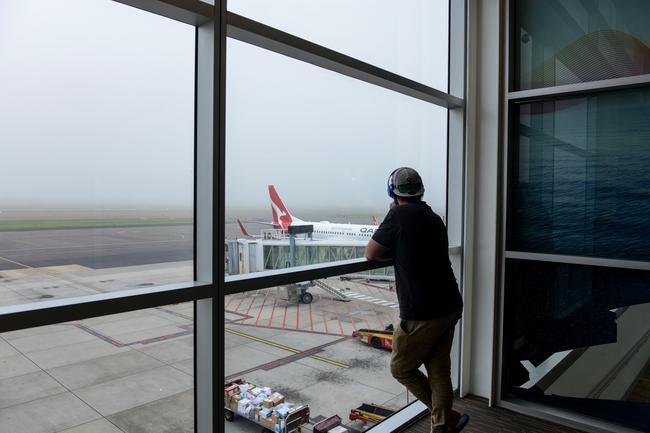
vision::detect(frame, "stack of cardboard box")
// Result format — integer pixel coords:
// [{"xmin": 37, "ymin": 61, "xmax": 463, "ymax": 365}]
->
[{"xmin": 225, "ymin": 381, "xmax": 296, "ymax": 431}]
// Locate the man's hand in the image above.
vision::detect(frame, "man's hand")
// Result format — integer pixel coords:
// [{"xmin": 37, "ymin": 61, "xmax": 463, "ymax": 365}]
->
[{"xmin": 365, "ymin": 239, "xmax": 391, "ymax": 262}]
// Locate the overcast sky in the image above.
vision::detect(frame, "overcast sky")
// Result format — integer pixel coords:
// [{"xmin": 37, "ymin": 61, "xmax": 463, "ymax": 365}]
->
[{"xmin": 1, "ymin": 0, "xmax": 449, "ymax": 216}]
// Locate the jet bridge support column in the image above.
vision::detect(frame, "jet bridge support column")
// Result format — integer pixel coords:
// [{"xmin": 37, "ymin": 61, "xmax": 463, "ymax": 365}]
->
[{"xmin": 288, "ymin": 224, "xmax": 313, "ymax": 268}]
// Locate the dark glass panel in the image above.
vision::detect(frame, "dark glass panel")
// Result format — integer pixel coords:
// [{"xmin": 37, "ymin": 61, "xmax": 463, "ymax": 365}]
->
[
  {"xmin": 508, "ymin": 87, "xmax": 650, "ymax": 261},
  {"xmin": 503, "ymin": 259, "xmax": 650, "ymax": 431},
  {"xmin": 515, "ymin": 0, "xmax": 650, "ymax": 90}
]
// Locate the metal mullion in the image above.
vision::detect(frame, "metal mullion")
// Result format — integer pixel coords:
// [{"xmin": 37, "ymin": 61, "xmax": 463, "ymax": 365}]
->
[
  {"xmin": 224, "ymin": 258, "xmax": 391, "ymax": 295},
  {"xmin": 0, "ymin": 282, "xmax": 212, "ymax": 333},
  {"xmin": 226, "ymin": 12, "xmax": 464, "ymax": 109},
  {"xmin": 214, "ymin": 0, "xmax": 228, "ymax": 431},
  {"xmin": 114, "ymin": 0, "xmax": 214, "ymax": 25},
  {"xmin": 504, "ymin": 251, "xmax": 650, "ymax": 271},
  {"xmin": 508, "ymin": 73, "xmax": 650, "ymax": 102}
]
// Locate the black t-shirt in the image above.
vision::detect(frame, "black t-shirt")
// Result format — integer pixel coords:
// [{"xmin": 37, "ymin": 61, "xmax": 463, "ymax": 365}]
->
[{"xmin": 372, "ymin": 201, "xmax": 462, "ymax": 320}]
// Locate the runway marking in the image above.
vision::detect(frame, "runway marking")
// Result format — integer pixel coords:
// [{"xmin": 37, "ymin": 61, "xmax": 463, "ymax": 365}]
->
[
  {"xmin": 345, "ymin": 291, "xmax": 399, "ymax": 309},
  {"xmin": 0, "ymin": 238, "xmax": 189, "ymax": 254},
  {"xmin": 225, "ymin": 327, "xmax": 349, "ymax": 369},
  {"xmin": 0, "ymin": 255, "xmax": 32, "ymax": 269}
]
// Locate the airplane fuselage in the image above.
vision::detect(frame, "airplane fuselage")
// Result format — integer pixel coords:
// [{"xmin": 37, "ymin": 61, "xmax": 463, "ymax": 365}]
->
[{"xmin": 294, "ymin": 221, "xmax": 378, "ymax": 242}]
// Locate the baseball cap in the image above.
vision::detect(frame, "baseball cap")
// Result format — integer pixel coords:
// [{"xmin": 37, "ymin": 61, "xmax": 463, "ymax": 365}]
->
[{"xmin": 389, "ymin": 167, "xmax": 425, "ymax": 197}]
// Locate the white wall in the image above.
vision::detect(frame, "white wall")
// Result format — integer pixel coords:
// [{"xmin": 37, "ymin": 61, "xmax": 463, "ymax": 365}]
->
[{"xmin": 462, "ymin": 0, "xmax": 503, "ymax": 401}]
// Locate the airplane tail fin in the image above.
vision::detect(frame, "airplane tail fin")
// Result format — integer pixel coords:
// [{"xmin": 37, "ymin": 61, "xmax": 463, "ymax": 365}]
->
[
  {"xmin": 371, "ymin": 216, "xmax": 379, "ymax": 225},
  {"xmin": 237, "ymin": 219, "xmax": 251, "ymax": 237},
  {"xmin": 269, "ymin": 185, "xmax": 302, "ymax": 230}
]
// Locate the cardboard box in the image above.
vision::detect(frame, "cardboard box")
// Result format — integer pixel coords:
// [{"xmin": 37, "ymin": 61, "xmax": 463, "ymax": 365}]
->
[
  {"xmin": 263, "ymin": 398, "xmax": 274, "ymax": 408},
  {"xmin": 270, "ymin": 393, "xmax": 285, "ymax": 405},
  {"xmin": 224, "ymin": 384, "xmax": 239, "ymax": 397},
  {"xmin": 259, "ymin": 416, "xmax": 275, "ymax": 430}
]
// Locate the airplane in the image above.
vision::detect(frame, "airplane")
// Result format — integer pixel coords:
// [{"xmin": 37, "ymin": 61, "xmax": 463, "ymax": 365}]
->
[{"xmin": 238, "ymin": 185, "xmax": 381, "ymax": 242}]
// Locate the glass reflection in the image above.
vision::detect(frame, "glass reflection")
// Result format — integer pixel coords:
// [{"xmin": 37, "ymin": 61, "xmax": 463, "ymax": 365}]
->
[
  {"xmin": 503, "ymin": 259, "xmax": 650, "ymax": 431},
  {"xmin": 509, "ymin": 87, "xmax": 650, "ymax": 261},
  {"xmin": 515, "ymin": 0, "xmax": 650, "ymax": 90}
]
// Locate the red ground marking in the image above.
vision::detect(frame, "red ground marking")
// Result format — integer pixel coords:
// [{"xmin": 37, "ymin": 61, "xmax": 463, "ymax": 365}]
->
[
  {"xmin": 308, "ymin": 302, "xmax": 314, "ymax": 332},
  {"xmin": 282, "ymin": 304, "xmax": 288, "ymax": 329},
  {"xmin": 330, "ymin": 294, "xmax": 344, "ymax": 336},
  {"xmin": 243, "ymin": 290, "xmax": 257, "ymax": 319},
  {"xmin": 342, "ymin": 299, "xmax": 358, "ymax": 332},
  {"xmin": 318, "ymin": 293, "xmax": 329, "ymax": 334},
  {"xmin": 268, "ymin": 298, "xmax": 277, "ymax": 327},
  {"xmin": 255, "ymin": 290, "xmax": 269, "ymax": 326},
  {"xmin": 361, "ymin": 303, "xmax": 371, "ymax": 330},
  {"xmin": 234, "ymin": 293, "xmax": 247, "ymax": 313},
  {"xmin": 225, "ymin": 293, "xmax": 237, "ymax": 310},
  {"xmin": 296, "ymin": 301, "xmax": 300, "ymax": 330},
  {"xmin": 372, "ymin": 304, "xmax": 386, "ymax": 329}
]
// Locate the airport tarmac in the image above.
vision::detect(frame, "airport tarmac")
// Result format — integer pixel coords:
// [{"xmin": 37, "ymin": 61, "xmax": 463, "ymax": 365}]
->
[{"xmin": 0, "ymin": 226, "xmax": 408, "ymax": 433}]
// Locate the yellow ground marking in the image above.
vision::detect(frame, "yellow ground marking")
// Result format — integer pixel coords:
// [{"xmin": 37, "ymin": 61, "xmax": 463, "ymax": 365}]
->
[{"xmin": 225, "ymin": 327, "xmax": 349, "ymax": 369}]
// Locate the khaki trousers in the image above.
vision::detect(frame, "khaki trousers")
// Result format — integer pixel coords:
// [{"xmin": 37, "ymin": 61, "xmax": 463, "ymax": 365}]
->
[{"xmin": 390, "ymin": 310, "xmax": 461, "ymax": 433}]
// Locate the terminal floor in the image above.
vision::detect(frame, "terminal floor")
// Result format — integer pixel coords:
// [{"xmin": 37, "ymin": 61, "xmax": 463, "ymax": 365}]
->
[{"xmin": 405, "ymin": 396, "xmax": 586, "ymax": 433}]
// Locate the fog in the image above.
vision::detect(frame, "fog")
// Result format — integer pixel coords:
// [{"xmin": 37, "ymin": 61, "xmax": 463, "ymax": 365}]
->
[{"xmin": 1, "ymin": 0, "xmax": 449, "ymax": 217}]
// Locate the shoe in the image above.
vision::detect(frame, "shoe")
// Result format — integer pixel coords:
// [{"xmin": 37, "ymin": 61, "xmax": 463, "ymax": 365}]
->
[{"xmin": 451, "ymin": 414, "xmax": 469, "ymax": 433}]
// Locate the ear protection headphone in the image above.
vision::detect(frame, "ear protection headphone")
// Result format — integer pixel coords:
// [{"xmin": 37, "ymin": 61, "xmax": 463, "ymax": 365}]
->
[{"xmin": 386, "ymin": 168, "xmax": 399, "ymax": 199}]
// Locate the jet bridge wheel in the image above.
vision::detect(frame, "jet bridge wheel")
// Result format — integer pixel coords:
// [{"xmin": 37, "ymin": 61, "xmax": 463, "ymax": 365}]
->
[{"xmin": 300, "ymin": 292, "xmax": 313, "ymax": 304}]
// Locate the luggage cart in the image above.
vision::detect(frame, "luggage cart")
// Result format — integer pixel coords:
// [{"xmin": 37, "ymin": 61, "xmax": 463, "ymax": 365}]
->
[{"xmin": 224, "ymin": 378, "xmax": 310, "ymax": 433}]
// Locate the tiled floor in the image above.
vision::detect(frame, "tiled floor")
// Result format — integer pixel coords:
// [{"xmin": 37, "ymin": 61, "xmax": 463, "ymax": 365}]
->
[{"xmin": 404, "ymin": 396, "xmax": 586, "ymax": 433}]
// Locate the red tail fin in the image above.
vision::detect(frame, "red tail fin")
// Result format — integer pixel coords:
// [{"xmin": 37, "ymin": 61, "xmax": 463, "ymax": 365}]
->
[
  {"xmin": 268, "ymin": 185, "xmax": 293, "ymax": 230},
  {"xmin": 237, "ymin": 219, "xmax": 251, "ymax": 237}
]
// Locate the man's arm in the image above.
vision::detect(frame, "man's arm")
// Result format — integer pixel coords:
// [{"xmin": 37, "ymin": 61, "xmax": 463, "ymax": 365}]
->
[{"xmin": 365, "ymin": 239, "xmax": 391, "ymax": 261}]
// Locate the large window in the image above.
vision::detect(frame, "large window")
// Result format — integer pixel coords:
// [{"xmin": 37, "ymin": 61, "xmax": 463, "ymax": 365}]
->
[
  {"xmin": 226, "ymin": 39, "xmax": 448, "ymax": 275},
  {"xmin": 0, "ymin": 303, "xmax": 194, "ymax": 433},
  {"xmin": 228, "ymin": 0, "xmax": 449, "ymax": 90},
  {"xmin": 0, "ymin": 1, "xmax": 465, "ymax": 433},
  {"xmin": 0, "ymin": 0, "xmax": 195, "ymax": 307}
]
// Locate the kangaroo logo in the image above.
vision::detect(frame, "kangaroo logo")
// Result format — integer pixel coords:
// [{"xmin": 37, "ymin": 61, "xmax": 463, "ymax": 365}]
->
[{"xmin": 269, "ymin": 185, "xmax": 293, "ymax": 230}]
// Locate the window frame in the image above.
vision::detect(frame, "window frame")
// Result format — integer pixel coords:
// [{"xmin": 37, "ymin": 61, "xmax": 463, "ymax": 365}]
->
[{"xmin": 0, "ymin": 1, "xmax": 467, "ymax": 432}]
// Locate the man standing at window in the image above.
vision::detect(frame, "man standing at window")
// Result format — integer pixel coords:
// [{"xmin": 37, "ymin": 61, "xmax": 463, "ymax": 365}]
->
[{"xmin": 365, "ymin": 167, "xmax": 468, "ymax": 433}]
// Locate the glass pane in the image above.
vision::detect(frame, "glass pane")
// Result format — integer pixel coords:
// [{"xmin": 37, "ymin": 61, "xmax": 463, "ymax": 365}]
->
[
  {"xmin": 515, "ymin": 0, "xmax": 650, "ymax": 90},
  {"xmin": 508, "ymin": 87, "xmax": 650, "ymax": 261},
  {"xmin": 228, "ymin": 0, "xmax": 449, "ymax": 91},
  {"xmin": 0, "ymin": 303, "xmax": 194, "ymax": 432},
  {"xmin": 0, "ymin": 0, "xmax": 195, "ymax": 306},
  {"xmin": 224, "ymin": 274, "xmax": 461, "ymax": 432},
  {"xmin": 503, "ymin": 259, "xmax": 650, "ymax": 431},
  {"xmin": 226, "ymin": 39, "xmax": 448, "ymax": 276}
]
